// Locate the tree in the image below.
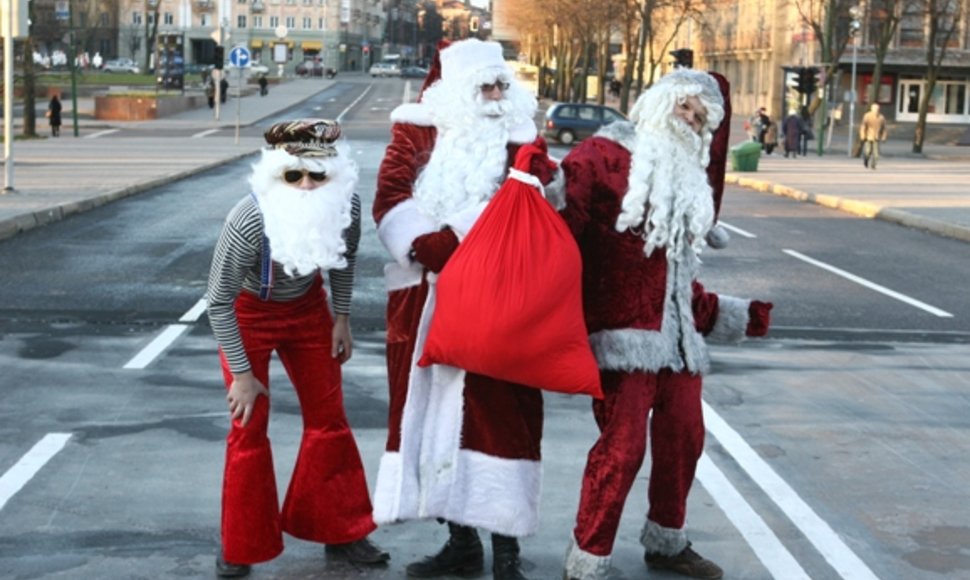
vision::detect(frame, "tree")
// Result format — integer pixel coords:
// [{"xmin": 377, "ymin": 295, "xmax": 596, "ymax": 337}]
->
[
  {"xmin": 794, "ymin": 0, "xmax": 857, "ymax": 113},
  {"xmin": 863, "ymin": 0, "xmax": 908, "ymax": 105},
  {"xmin": 912, "ymin": 0, "xmax": 962, "ymax": 153},
  {"xmin": 22, "ymin": 0, "xmax": 39, "ymax": 138}
]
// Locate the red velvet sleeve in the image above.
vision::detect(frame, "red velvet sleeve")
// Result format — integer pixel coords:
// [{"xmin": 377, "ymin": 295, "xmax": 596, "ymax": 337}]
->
[
  {"xmin": 691, "ymin": 280, "xmax": 720, "ymax": 335},
  {"xmin": 559, "ymin": 142, "xmax": 601, "ymax": 239},
  {"xmin": 373, "ymin": 122, "xmax": 436, "ymax": 224}
]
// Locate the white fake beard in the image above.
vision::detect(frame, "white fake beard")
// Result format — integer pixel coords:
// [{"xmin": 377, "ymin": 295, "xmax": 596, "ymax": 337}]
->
[
  {"xmin": 252, "ymin": 153, "xmax": 357, "ymax": 277},
  {"xmin": 412, "ymin": 82, "xmax": 529, "ymax": 223},
  {"xmin": 616, "ymin": 117, "xmax": 714, "ymax": 261},
  {"xmin": 412, "ymin": 116, "xmax": 510, "ymax": 223}
]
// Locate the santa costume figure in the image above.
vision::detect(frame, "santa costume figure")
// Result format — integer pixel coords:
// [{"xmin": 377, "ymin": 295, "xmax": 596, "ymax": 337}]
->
[
  {"xmin": 372, "ymin": 38, "xmax": 560, "ymax": 580},
  {"xmin": 558, "ymin": 70, "xmax": 773, "ymax": 580},
  {"xmin": 207, "ymin": 119, "xmax": 388, "ymax": 577}
]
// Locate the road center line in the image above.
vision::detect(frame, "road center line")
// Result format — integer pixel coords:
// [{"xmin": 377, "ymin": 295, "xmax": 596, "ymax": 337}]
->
[
  {"xmin": 0, "ymin": 433, "xmax": 72, "ymax": 512},
  {"xmin": 696, "ymin": 453, "xmax": 810, "ymax": 579},
  {"xmin": 192, "ymin": 129, "xmax": 221, "ymax": 138},
  {"xmin": 123, "ymin": 324, "xmax": 190, "ymax": 369},
  {"xmin": 783, "ymin": 249, "xmax": 953, "ymax": 318},
  {"xmin": 337, "ymin": 85, "xmax": 373, "ymax": 123},
  {"xmin": 703, "ymin": 401, "xmax": 881, "ymax": 580},
  {"xmin": 718, "ymin": 220, "xmax": 757, "ymax": 238}
]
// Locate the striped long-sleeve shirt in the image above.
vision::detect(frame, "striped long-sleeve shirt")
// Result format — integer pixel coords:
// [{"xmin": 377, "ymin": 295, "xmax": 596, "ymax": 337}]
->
[{"xmin": 206, "ymin": 193, "xmax": 361, "ymax": 374}]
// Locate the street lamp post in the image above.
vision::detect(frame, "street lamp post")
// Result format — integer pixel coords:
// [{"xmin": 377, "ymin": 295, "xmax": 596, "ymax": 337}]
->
[{"xmin": 846, "ymin": 6, "xmax": 862, "ymax": 157}]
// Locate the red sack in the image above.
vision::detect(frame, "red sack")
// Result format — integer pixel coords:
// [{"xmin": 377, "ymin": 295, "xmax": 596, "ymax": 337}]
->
[{"xmin": 417, "ymin": 146, "xmax": 602, "ymax": 398}]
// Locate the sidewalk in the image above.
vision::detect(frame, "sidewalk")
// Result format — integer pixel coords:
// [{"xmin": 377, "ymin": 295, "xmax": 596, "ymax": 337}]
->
[
  {"xmin": 2, "ymin": 82, "xmax": 970, "ymax": 244},
  {"xmin": 0, "ymin": 77, "xmax": 332, "ymax": 240}
]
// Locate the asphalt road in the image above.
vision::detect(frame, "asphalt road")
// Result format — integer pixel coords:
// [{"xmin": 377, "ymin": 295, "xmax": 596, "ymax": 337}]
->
[{"xmin": 1, "ymin": 79, "xmax": 969, "ymax": 580}]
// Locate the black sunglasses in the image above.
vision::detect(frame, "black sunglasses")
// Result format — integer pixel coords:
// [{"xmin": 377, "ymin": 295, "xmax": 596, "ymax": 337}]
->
[
  {"xmin": 282, "ymin": 169, "xmax": 328, "ymax": 184},
  {"xmin": 480, "ymin": 80, "xmax": 510, "ymax": 92}
]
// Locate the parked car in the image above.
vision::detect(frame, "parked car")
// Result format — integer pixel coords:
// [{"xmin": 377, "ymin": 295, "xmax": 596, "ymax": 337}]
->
[
  {"xmin": 249, "ymin": 63, "xmax": 270, "ymax": 75},
  {"xmin": 102, "ymin": 58, "xmax": 140, "ymax": 74},
  {"xmin": 541, "ymin": 102, "xmax": 626, "ymax": 145},
  {"xmin": 400, "ymin": 66, "xmax": 429, "ymax": 79},
  {"xmin": 296, "ymin": 60, "xmax": 324, "ymax": 77},
  {"xmin": 369, "ymin": 62, "xmax": 401, "ymax": 77}
]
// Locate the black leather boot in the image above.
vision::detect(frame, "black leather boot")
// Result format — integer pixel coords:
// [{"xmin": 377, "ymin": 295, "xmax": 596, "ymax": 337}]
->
[
  {"xmin": 492, "ymin": 534, "xmax": 528, "ymax": 580},
  {"xmin": 406, "ymin": 522, "xmax": 484, "ymax": 578}
]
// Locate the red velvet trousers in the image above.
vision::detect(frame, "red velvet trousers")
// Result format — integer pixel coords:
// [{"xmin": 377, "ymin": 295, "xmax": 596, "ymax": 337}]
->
[
  {"xmin": 573, "ymin": 368, "xmax": 705, "ymax": 556},
  {"xmin": 219, "ymin": 282, "xmax": 376, "ymax": 564}
]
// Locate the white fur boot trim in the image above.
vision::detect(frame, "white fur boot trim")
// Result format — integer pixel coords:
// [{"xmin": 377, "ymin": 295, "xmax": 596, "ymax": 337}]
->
[
  {"xmin": 563, "ymin": 536, "xmax": 611, "ymax": 580},
  {"xmin": 640, "ymin": 519, "xmax": 688, "ymax": 556}
]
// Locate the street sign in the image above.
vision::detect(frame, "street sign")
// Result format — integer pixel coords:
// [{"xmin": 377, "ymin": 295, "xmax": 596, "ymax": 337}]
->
[{"xmin": 229, "ymin": 46, "xmax": 251, "ymax": 68}]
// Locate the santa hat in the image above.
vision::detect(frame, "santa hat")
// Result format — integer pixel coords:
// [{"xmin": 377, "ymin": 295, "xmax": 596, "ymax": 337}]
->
[
  {"xmin": 439, "ymin": 38, "xmax": 507, "ymax": 85},
  {"xmin": 263, "ymin": 118, "xmax": 342, "ymax": 158},
  {"xmin": 418, "ymin": 39, "xmax": 450, "ymax": 99},
  {"xmin": 705, "ymin": 71, "xmax": 731, "ymax": 220}
]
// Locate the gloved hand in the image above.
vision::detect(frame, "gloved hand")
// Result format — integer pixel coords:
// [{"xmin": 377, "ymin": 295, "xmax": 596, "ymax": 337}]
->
[
  {"xmin": 746, "ymin": 300, "xmax": 773, "ymax": 337},
  {"xmin": 513, "ymin": 141, "xmax": 558, "ymax": 185},
  {"xmin": 411, "ymin": 229, "xmax": 460, "ymax": 274}
]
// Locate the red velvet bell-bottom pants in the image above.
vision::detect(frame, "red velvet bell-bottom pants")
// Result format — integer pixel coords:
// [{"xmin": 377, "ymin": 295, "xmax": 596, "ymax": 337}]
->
[
  {"xmin": 219, "ymin": 283, "xmax": 376, "ymax": 564},
  {"xmin": 573, "ymin": 368, "xmax": 705, "ymax": 556}
]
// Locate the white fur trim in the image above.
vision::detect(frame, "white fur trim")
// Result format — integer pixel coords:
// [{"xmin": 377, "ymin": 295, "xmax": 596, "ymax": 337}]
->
[
  {"xmin": 442, "ymin": 200, "xmax": 488, "ymax": 240},
  {"xmin": 595, "ymin": 120, "xmax": 637, "ymax": 151},
  {"xmin": 384, "ymin": 261, "xmax": 424, "ymax": 292},
  {"xmin": 509, "ymin": 120, "xmax": 538, "ymax": 144},
  {"xmin": 390, "ymin": 103, "xmax": 434, "ymax": 126},
  {"xmin": 705, "ymin": 223, "xmax": 730, "ymax": 249},
  {"xmin": 640, "ymin": 519, "xmax": 688, "ymax": 556},
  {"xmin": 544, "ymin": 166, "xmax": 567, "ymax": 211},
  {"xmin": 371, "ymin": 281, "xmax": 542, "ymax": 537},
  {"xmin": 707, "ymin": 295, "xmax": 749, "ymax": 343},
  {"xmin": 589, "ymin": 257, "xmax": 710, "ymax": 375},
  {"xmin": 563, "ymin": 537, "xmax": 612, "ymax": 580},
  {"xmin": 376, "ymin": 199, "xmax": 437, "ymax": 266},
  {"xmin": 440, "ymin": 39, "xmax": 506, "ymax": 83}
]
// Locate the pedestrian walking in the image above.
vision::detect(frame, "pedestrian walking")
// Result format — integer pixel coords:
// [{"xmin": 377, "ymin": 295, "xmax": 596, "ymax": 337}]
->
[
  {"xmin": 558, "ymin": 69, "xmax": 773, "ymax": 580},
  {"xmin": 46, "ymin": 94, "xmax": 62, "ymax": 137},
  {"xmin": 371, "ymin": 38, "xmax": 562, "ymax": 580},
  {"xmin": 220, "ymin": 77, "xmax": 229, "ymax": 104},
  {"xmin": 799, "ymin": 106, "xmax": 814, "ymax": 155},
  {"xmin": 258, "ymin": 74, "xmax": 268, "ymax": 96},
  {"xmin": 860, "ymin": 103, "xmax": 888, "ymax": 169},
  {"xmin": 206, "ymin": 118, "xmax": 389, "ymax": 577}
]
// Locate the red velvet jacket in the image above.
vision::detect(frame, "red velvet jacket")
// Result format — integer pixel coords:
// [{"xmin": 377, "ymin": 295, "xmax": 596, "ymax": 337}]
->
[{"xmin": 560, "ymin": 123, "xmax": 750, "ymax": 375}]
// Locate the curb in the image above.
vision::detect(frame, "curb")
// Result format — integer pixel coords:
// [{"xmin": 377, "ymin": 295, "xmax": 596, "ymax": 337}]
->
[
  {"xmin": 0, "ymin": 149, "xmax": 259, "ymax": 243},
  {"xmin": 725, "ymin": 173, "xmax": 970, "ymax": 244}
]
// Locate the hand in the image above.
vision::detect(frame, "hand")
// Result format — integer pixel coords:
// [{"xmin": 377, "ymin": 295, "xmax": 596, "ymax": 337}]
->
[
  {"xmin": 513, "ymin": 141, "xmax": 558, "ymax": 184},
  {"xmin": 411, "ymin": 229, "xmax": 460, "ymax": 273},
  {"xmin": 746, "ymin": 300, "xmax": 773, "ymax": 337},
  {"xmin": 332, "ymin": 314, "xmax": 353, "ymax": 364},
  {"xmin": 227, "ymin": 371, "xmax": 269, "ymax": 427}
]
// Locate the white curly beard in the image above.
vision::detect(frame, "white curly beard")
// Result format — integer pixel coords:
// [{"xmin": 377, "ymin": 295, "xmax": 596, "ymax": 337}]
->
[
  {"xmin": 250, "ymin": 148, "xmax": 357, "ymax": 276},
  {"xmin": 617, "ymin": 115, "xmax": 714, "ymax": 261}
]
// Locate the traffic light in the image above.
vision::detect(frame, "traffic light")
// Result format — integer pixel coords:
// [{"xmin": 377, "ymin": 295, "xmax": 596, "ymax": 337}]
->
[
  {"xmin": 670, "ymin": 48, "xmax": 694, "ymax": 69},
  {"xmin": 213, "ymin": 46, "xmax": 225, "ymax": 70},
  {"xmin": 797, "ymin": 67, "xmax": 817, "ymax": 94}
]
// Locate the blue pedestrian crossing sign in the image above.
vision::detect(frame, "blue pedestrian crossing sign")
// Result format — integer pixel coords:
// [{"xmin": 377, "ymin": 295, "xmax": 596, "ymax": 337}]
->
[{"xmin": 229, "ymin": 46, "xmax": 251, "ymax": 68}]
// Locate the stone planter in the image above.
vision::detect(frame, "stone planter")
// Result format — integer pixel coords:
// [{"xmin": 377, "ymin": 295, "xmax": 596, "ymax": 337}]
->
[{"xmin": 94, "ymin": 93, "xmax": 208, "ymax": 120}]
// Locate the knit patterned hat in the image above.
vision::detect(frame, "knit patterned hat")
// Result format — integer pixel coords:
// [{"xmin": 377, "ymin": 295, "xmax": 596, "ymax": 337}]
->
[{"xmin": 263, "ymin": 118, "xmax": 341, "ymax": 157}]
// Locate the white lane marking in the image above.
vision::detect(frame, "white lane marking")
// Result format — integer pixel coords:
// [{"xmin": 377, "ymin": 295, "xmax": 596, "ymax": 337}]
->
[
  {"xmin": 402, "ymin": 81, "xmax": 413, "ymax": 104},
  {"xmin": 337, "ymin": 85, "xmax": 373, "ymax": 124},
  {"xmin": 192, "ymin": 128, "xmax": 220, "ymax": 139},
  {"xmin": 179, "ymin": 298, "xmax": 208, "ymax": 322},
  {"xmin": 718, "ymin": 220, "xmax": 757, "ymax": 238},
  {"xmin": 0, "ymin": 433, "xmax": 72, "ymax": 512},
  {"xmin": 703, "ymin": 401, "xmax": 882, "ymax": 580},
  {"xmin": 123, "ymin": 324, "xmax": 191, "ymax": 369},
  {"xmin": 84, "ymin": 129, "xmax": 119, "ymax": 139},
  {"xmin": 783, "ymin": 249, "xmax": 953, "ymax": 318},
  {"xmin": 697, "ymin": 453, "xmax": 811, "ymax": 579}
]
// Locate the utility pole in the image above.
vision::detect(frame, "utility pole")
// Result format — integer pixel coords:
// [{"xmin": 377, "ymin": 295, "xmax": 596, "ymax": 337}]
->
[
  {"xmin": 3, "ymin": 0, "xmax": 14, "ymax": 190},
  {"xmin": 68, "ymin": 0, "xmax": 79, "ymax": 136}
]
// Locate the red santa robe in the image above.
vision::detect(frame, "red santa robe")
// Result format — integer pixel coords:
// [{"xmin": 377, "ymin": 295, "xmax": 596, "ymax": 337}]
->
[
  {"xmin": 559, "ymin": 120, "xmax": 756, "ymax": 575},
  {"xmin": 371, "ymin": 100, "xmax": 560, "ymax": 537}
]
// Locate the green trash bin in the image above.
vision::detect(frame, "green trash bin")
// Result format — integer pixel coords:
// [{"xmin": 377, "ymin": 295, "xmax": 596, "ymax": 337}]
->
[{"xmin": 730, "ymin": 141, "xmax": 762, "ymax": 172}]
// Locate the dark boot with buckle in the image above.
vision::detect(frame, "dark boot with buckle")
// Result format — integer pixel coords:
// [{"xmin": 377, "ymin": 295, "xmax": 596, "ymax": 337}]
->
[
  {"xmin": 406, "ymin": 522, "xmax": 483, "ymax": 578},
  {"xmin": 492, "ymin": 534, "xmax": 528, "ymax": 580},
  {"xmin": 645, "ymin": 541, "xmax": 723, "ymax": 579}
]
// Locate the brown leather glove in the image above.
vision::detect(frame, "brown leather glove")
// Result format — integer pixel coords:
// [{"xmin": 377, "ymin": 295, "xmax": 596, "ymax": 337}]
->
[
  {"xmin": 411, "ymin": 229, "xmax": 460, "ymax": 274},
  {"xmin": 746, "ymin": 300, "xmax": 773, "ymax": 337}
]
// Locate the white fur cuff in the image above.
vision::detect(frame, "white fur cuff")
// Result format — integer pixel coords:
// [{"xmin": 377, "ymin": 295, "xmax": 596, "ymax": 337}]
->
[
  {"xmin": 563, "ymin": 537, "xmax": 612, "ymax": 580},
  {"xmin": 376, "ymin": 199, "xmax": 437, "ymax": 266},
  {"xmin": 443, "ymin": 201, "xmax": 488, "ymax": 240},
  {"xmin": 640, "ymin": 519, "xmax": 688, "ymax": 556},
  {"xmin": 707, "ymin": 295, "xmax": 749, "ymax": 343}
]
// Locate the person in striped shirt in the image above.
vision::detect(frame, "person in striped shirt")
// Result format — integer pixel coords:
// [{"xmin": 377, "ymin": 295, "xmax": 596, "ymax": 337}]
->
[{"xmin": 206, "ymin": 119, "xmax": 388, "ymax": 577}]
